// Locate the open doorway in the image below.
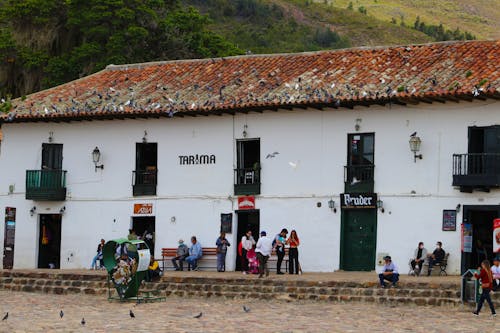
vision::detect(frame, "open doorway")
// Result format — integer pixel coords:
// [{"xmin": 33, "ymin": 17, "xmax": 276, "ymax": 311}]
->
[
  {"xmin": 132, "ymin": 216, "xmax": 155, "ymax": 256},
  {"xmin": 38, "ymin": 214, "xmax": 62, "ymax": 269},
  {"xmin": 235, "ymin": 210, "xmax": 260, "ymax": 271},
  {"xmin": 461, "ymin": 205, "xmax": 500, "ymax": 273}
]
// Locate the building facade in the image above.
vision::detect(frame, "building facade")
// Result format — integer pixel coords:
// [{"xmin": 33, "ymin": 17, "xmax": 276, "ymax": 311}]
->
[{"xmin": 0, "ymin": 40, "xmax": 499, "ymax": 274}]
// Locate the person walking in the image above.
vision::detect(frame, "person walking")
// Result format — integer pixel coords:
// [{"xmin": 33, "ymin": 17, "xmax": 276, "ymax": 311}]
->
[
  {"xmin": 240, "ymin": 230, "xmax": 255, "ymax": 274},
  {"xmin": 473, "ymin": 260, "xmax": 496, "ymax": 317},
  {"xmin": 216, "ymin": 232, "xmax": 231, "ymax": 272},
  {"xmin": 286, "ymin": 230, "xmax": 300, "ymax": 274},
  {"xmin": 255, "ymin": 231, "xmax": 273, "ymax": 278},
  {"xmin": 274, "ymin": 228, "xmax": 288, "ymax": 274}
]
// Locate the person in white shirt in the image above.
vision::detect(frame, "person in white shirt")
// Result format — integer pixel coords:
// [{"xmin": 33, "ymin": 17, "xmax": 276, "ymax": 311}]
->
[
  {"xmin": 255, "ymin": 230, "xmax": 273, "ymax": 278},
  {"xmin": 378, "ymin": 255, "xmax": 399, "ymax": 288},
  {"xmin": 240, "ymin": 230, "xmax": 256, "ymax": 274},
  {"xmin": 492, "ymin": 257, "xmax": 500, "ymax": 291}
]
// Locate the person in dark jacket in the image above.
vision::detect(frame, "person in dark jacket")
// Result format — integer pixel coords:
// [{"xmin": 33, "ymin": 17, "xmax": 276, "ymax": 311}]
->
[
  {"xmin": 427, "ymin": 241, "xmax": 445, "ymax": 276},
  {"xmin": 216, "ymin": 232, "xmax": 231, "ymax": 272}
]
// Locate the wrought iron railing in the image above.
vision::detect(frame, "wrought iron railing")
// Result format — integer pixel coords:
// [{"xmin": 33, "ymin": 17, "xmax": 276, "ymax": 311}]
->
[
  {"xmin": 234, "ymin": 167, "xmax": 261, "ymax": 185},
  {"xmin": 453, "ymin": 153, "xmax": 500, "ymax": 176},
  {"xmin": 344, "ymin": 165, "xmax": 375, "ymax": 184},
  {"xmin": 132, "ymin": 170, "xmax": 158, "ymax": 196}
]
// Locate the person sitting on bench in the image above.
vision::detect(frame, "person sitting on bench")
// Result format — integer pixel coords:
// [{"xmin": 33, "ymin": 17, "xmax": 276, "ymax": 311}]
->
[
  {"xmin": 427, "ymin": 241, "xmax": 445, "ymax": 276},
  {"xmin": 171, "ymin": 239, "xmax": 189, "ymax": 271},
  {"xmin": 410, "ymin": 241, "xmax": 427, "ymax": 276},
  {"xmin": 185, "ymin": 236, "xmax": 203, "ymax": 271},
  {"xmin": 378, "ymin": 255, "xmax": 399, "ymax": 288}
]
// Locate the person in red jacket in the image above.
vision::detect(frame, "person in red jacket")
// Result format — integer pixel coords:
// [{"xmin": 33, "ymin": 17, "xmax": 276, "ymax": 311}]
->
[{"xmin": 473, "ymin": 260, "xmax": 496, "ymax": 316}]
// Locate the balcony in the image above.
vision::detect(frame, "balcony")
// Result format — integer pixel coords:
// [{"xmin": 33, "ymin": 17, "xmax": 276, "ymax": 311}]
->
[
  {"xmin": 234, "ymin": 167, "xmax": 261, "ymax": 195},
  {"xmin": 26, "ymin": 170, "xmax": 67, "ymax": 201},
  {"xmin": 452, "ymin": 153, "xmax": 500, "ymax": 192},
  {"xmin": 344, "ymin": 165, "xmax": 374, "ymax": 193},
  {"xmin": 133, "ymin": 170, "xmax": 157, "ymax": 196}
]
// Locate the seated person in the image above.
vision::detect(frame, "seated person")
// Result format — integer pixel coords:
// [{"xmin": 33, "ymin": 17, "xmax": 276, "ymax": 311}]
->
[
  {"xmin": 427, "ymin": 241, "xmax": 445, "ymax": 276},
  {"xmin": 410, "ymin": 242, "xmax": 427, "ymax": 276},
  {"xmin": 185, "ymin": 236, "xmax": 203, "ymax": 271},
  {"xmin": 146, "ymin": 257, "xmax": 161, "ymax": 282},
  {"xmin": 171, "ymin": 239, "xmax": 189, "ymax": 271},
  {"xmin": 91, "ymin": 238, "xmax": 105, "ymax": 270},
  {"xmin": 378, "ymin": 255, "xmax": 399, "ymax": 288},
  {"xmin": 492, "ymin": 257, "xmax": 500, "ymax": 291}
]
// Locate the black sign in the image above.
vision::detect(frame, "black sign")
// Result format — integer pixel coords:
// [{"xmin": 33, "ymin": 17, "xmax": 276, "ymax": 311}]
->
[
  {"xmin": 340, "ymin": 193, "xmax": 377, "ymax": 209},
  {"xmin": 220, "ymin": 213, "xmax": 232, "ymax": 233},
  {"xmin": 442, "ymin": 210, "xmax": 457, "ymax": 231},
  {"xmin": 179, "ymin": 154, "xmax": 216, "ymax": 165}
]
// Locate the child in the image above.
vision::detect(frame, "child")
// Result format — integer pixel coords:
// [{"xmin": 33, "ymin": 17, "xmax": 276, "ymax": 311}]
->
[
  {"xmin": 246, "ymin": 248, "xmax": 259, "ymax": 274},
  {"xmin": 473, "ymin": 260, "xmax": 496, "ymax": 316}
]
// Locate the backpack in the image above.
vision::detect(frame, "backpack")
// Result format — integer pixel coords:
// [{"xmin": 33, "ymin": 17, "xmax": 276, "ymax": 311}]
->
[{"xmin": 272, "ymin": 234, "xmax": 279, "ymax": 248}]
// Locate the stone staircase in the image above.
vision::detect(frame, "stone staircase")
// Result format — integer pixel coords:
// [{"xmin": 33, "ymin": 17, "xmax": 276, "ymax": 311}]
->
[{"xmin": 0, "ymin": 270, "xmax": 475, "ymax": 307}]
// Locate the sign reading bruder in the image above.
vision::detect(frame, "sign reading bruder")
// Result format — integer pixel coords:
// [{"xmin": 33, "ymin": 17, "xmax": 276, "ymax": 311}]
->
[
  {"xmin": 134, "ymin": 203, "xmax": 153, "ymax": 215},
  {"xmin": 340, "ymin": 193, "xmax": 377, "ymax": 209}
]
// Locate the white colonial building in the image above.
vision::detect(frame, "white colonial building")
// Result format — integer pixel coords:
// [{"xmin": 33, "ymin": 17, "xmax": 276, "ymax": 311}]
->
[{"xmin": 0, "ymin": 40, "xmax": 499, "ymax": 274}]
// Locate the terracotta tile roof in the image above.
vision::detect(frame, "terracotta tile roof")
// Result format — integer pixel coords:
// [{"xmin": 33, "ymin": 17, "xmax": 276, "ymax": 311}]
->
[{"xmin": 1, "ymin": 40, "xmax": 499, "ymax": 123}]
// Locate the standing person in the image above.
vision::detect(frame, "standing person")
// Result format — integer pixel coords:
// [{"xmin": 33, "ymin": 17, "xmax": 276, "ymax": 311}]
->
[
  {"xmin": 378, "ymin": 256, "xmax": 399, "ymax": 288},
  {"xmin": 410, "ymin": 242, "xmax": 427, "ymax": 276},
  {"xmin": 427, "ymin": 241, "xmax": 445, "ymax": 276},
  {"xmin": 216, "ymin": 232, "xmax": 231, "ymax": 272},
  {"xmin": 171, "ymin": 239, "xmax": 189, "ymax": 271},
  {"xmin": 143, "ymin": 228, "xmax": 154, "ymax": 256},
  {"xmin": 286, "ymin": 230, "xmax": 300, "ymax": 275},
  {"xmin": 473, "ymin": 260, "xmax": 496, "ymax": 316},
  {"xmin": 492, "ymin": 257, "xmax": 500, "ymax": 291},
  {"xmin": 90, "ymin": 239, "xmax": 105, "ymax": 270},
  {"xmin": 185, "ymin": 236, "xmax": 203, "ymax": 271},
  {"xmin": 127, "ymin": 229, "xmax": 137, "ymax": 240},
  {"xmin": 240, "ymin": 230, "xmax": 255, "ymax": 274},
  {"xmin": 274, "ymin": 228, "xmax": 288, "ymax": 274},
  {"xmin": 255, "ymin": 231, "xmax": 273, "ymax": 278}
]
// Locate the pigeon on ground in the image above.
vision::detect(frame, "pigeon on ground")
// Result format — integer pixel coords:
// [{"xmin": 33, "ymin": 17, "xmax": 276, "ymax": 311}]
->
[
  {"xmin": 60, "ymin": 310, "xmax": 64, "ymax": 318},
  {"xmin": 2, "ymin": 313, "xmax": 8, "ymax": 321},
  {"xmin": 243, "ymin": 305, "xmax": 250, "ymax": 313},
  {"xmin": 193, "ymin": 312, "xmax": 202, "ymax": 318},
  {"xmin": 130, "ymin": 310, "xmax": 135, "ymax": 318},
  {"xmin": 81, "ymin": 318, "xmax": 86, "ymax": 325}
]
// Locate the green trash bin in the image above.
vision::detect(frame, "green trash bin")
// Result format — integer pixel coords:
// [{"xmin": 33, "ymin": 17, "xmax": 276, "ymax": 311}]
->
[{"xmin": 103, "ymin": 238, "xmax": 151, "ymax": 299}]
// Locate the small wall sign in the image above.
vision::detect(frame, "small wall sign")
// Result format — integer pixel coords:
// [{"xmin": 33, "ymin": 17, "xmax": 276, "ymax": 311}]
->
[
  {"xmin": 179, "ymin": 154, "xmax": 216, "ymax": 165},
  {"xmin": 221, "ymin": 213, "xmax": 233, "ymax": 233},
  {"xmin": 134, "ymin": 203, "xmax": 153, "ymax": 215},
  {"xmin": 340, "ymin": 193, "xmax": 377, "ymax": 209},
  {"xmin": 238, "ymin": 196, "xmax": 255, "ymax": 210},
  {"xmin": 442, "ymin": 210, "xmax": 457, "ymax": 231}
]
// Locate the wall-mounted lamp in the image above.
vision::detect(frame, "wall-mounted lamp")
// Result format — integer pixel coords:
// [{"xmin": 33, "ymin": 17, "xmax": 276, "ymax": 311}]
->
[
  {"xmin": 59, "ymin": 206, "xmax": 66, "ymax": 215},
  {"xmin": 92, "ymin": 147, "xmax": 104, "ymax": 171},
  {"xmin": 242, "ymin": 124, "xmax": 248, "ymax": 138},
  {"xmin": 142, "ymin": 130, "xmax": 148, "ymax": 143},
  {"xmin": 30, "ymin": 206, "xmax": 36, "ymax": 217},
  {"xmin": 456, "ymin": 204, "xmax": 461, "ymax": 213},
  {"xmin": 355, "ymin": 118, "xmax": 362, "ymax": 131},
  {"xmin": 377, "ymin": 200, "xmax": 385, "ymax": 213},
  {"xmin": 48, "ymin": 131, "xmax": 54, "ymax": 143},
  {"xmin": 328, "ymin": 199, "xmax": 337, "ymax": 213},
  {"xmin": 409, "ymin": 133, "xmax": 423, "ymax": 162}
]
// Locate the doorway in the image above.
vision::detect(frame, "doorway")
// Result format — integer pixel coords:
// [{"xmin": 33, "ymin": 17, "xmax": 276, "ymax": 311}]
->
[
  {"xmin": 461, "ymin": 205, "xmax": 500, "ymax": 273},
  {"xmin": 38, "ymin": 214, "xmax": 62, "ymax": 269},
  {"xmin": 132, "ymin": 216, "xmax": 155, "ymax": 256},
  {"xmin": 340, "ymin": 209, "xmax": 377, "ymax": 271},
  {"xmin": 235, "ymin": 210, "xmax": 260, "ymax": 271}
]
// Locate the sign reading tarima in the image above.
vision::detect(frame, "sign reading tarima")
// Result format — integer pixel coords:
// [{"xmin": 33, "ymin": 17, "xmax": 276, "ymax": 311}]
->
[
  {"xmin": 179, "ymin": 154, "xmax": 216, "ymax": 165},
  {"xmin": 340, "ymin": 193, "xmax": 377, "ymax": 209}
]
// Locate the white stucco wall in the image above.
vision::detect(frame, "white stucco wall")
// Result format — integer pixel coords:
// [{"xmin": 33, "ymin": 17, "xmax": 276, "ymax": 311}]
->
[{"xmin": 0, "ymin": 99, "xmax": 499, "ymax": 273}]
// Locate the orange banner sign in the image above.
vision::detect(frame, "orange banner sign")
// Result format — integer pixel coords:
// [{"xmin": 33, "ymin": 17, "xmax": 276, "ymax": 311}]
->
[{"xmin": 134, "ymin": 203, "xmax": 153, "ymax": 215}]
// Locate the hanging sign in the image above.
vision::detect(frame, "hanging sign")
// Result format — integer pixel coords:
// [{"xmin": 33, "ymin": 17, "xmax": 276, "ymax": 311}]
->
[
  {"xmin": 442, "ymin": 210, "xmax": 457, "ymax": 231},
  {"xmin": 340, "ymin": 193, "xmax": 377, "ymax": 209},
  {"xmin": 493, "ymin": 218, "xmax": 500, "ymax": 253},
  {"xmin": 238, "ymin": 196, "xmax": 255, "ymax": 210},
  {"xmin": 462, "ymin": 223, "xmax": 473, "ymax": 253},
  {"xmin": 133, "ymin": 203, "xmax": 153, "ymax": 215},
  {"xmin": 220, "ymin": 213, "xmax": 233, "ymax": 233}
]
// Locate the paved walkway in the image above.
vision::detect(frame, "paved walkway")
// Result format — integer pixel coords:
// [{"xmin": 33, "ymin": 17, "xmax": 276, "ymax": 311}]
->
[{"xmin": 0, "ymin": 290, "xmax": 492, "ymax": 332}]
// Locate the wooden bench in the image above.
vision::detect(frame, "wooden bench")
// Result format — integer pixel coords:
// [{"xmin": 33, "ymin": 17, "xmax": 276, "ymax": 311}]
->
[
  {"xmin": 161, "ymin": 247, "xmax": 218, "ymax": 271},
  {"xmin": 423, "ymin": 253, "xmax": 450, "ymax": 276},
  {"xmin": 268, "ymin": 248, "xmax": 290, "ymax": 273}
]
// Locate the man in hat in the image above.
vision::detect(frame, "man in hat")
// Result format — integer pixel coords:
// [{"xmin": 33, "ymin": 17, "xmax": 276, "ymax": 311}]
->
[
  {"xmin": 492, "ymin": 257, "xmax": 500, "ymax": 291},
  {"xmin": 378, "ymin": 255, "xmax": 399, "ymax": 288},
  {"xmin": 255, "ymin": 231, "xmax": 273, "ymax": 278},
  {"xmin": 171, "ymin": 239, "xmax": 189, "ymax": 271}
]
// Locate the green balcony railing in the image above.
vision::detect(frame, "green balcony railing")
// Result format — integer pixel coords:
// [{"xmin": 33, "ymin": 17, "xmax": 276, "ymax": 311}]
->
[{"xmin": 26, "ymin": 170, "xmax": 67, "ymax": 201}]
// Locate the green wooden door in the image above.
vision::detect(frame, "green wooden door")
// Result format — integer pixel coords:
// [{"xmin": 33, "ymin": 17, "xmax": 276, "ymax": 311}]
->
[{"xmin": 341, "ymin": 209, "xmax": 377, "ymax": 271}]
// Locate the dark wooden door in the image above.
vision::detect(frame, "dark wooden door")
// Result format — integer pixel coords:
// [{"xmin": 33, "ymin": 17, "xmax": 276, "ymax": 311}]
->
[
  {"xmin": 341, "ymin": 209, "xmax": 377, "ymax": 271},
  {"xmin": 3, "ymin": 207, "xmax": 16, "ymax": 269}
]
